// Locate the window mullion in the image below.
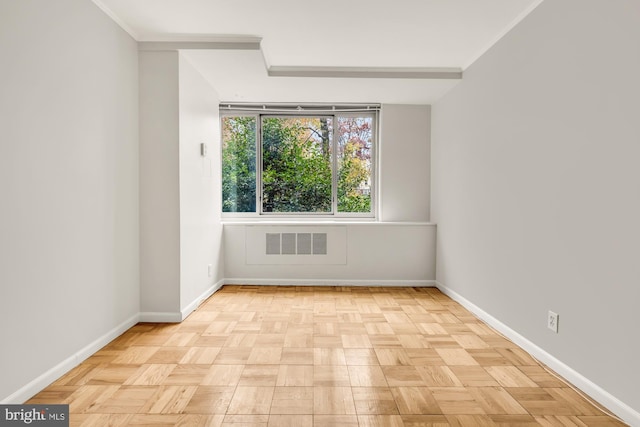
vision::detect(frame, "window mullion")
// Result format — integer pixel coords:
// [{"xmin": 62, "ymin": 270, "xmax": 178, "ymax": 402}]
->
[
  {"xmin": 331, "ymin": 114, "xmax": 338, "ymax": 215},
  {"xmin": 257, "ymin": 115, "xmax": 263, "ymax": 215}
]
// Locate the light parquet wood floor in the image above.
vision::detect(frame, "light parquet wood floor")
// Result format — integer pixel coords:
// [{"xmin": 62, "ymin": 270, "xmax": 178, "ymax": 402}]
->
[{"xmin": 28, "ymin": 286, "xmax": 627, "ymax": 426}]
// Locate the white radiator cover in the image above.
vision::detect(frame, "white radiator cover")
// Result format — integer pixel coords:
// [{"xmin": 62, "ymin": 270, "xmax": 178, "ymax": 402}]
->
[{"xmin": 246, "ymin": 226, "xmax": 347, "ymax": 265}]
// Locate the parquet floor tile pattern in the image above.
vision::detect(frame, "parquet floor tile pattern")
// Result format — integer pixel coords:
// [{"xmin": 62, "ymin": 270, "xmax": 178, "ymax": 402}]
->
[{"xmin": 28, "ymin": 286, "xmax": 627, "ymax": 426}]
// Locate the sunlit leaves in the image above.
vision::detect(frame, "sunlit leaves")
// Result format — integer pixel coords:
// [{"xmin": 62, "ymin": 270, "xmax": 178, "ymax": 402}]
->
[
  {"xmin": 337, "ymin": 116, "xmax": 372, "ymax": 213},
  {"xmin": 222, "ymin": 116, "xmax": 256, "ymax": 212},
  {"xmin": 262, "ymin": 117, "xmax": 332, "ymax": 213}
]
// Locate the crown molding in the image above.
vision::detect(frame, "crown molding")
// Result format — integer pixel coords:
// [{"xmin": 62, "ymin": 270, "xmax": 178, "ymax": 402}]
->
[
  {"xmin": 91, "ymin": 0, "xmax": 139, "ymax": 40},
  {"xmin": 463, "ymin": 0, "xmax": 545, "ymax": 70},
  {"xmin": 268, "ymin": 66, "xmax": 462, "ymax": 80},
  {"xmin": 138, "ymin": 39, "xmax": 261, "ymax": 51}
]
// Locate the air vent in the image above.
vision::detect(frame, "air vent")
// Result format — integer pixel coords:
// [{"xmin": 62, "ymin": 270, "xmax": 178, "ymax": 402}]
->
[
  {"xmin": 265, "ymin": 233, "xmax": 281, "ymax": 255},
  {"xmin": 265, "ymin": 232, "xmax": 327, "ymax": 255},
  {"xmin": 282, "ymin": 233, "xmax": 296, "ymax": 255},
  {"xmin": 313, "ymin": 233, "xmax": 327, "ymax": 255},
  {"xmin": 245, "ymin": 226, "xmax": 346, "ymax": 265}
]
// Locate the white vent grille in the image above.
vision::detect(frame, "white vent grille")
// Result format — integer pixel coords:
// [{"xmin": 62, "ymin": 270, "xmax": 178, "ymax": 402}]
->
[
  {"xmin": 246, "ymin": 226, "xmax": 346, "ymax": 265},
  {"xmin": 265, "ymin": 233, "xmax": 328, "ymax": 255},
  {"xmin": 265, "ymin": 233, "xmax": 281, "ymax": 255},
  {"xmin": 297, "ymin": 233, "xmax": 312, "ymax": 255},
  {"xmin": 312, "ymin": 233, "xmax": 327, "ymax": 255},
  {"xmin": 282, "ymin": 233, "xmax": 296, "ymax": 254}
]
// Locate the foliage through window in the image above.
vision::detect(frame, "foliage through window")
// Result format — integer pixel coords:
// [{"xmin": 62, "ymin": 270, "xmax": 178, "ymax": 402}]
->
[{"xmin": 222, "ymin": 105, "xmax": 376, "ymax": 216}]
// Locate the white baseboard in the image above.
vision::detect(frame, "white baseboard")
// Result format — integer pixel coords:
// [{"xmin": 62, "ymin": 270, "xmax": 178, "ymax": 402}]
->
[
  {"xmin": 138, "ymin": 311, "xmax": 182, "ymax": 323},
  {"xmin": 1, "ymin": 313, "xmax": 139, "ymax": 404},
  {"xmin": 435, "ymin": 281, "xmax": 640, "ymax": 427},
  {"xmin": 223, "ymin": 278, "xmax": 437, "ymax": 287},
  {"xmin": 181, "ymin": 279, "xmax": 225, "ymax": 320}
]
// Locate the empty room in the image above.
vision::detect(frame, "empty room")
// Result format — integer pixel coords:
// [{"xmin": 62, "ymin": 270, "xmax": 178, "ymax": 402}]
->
[{"xmin": 1, "ymin": 0, "xmax": 638, "ymax": 426}]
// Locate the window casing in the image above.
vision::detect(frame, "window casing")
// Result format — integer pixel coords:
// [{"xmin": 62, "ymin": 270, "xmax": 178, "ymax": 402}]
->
[{"xmin": 221, "ymin": 104, "xmax": 378, "ymax": 218}]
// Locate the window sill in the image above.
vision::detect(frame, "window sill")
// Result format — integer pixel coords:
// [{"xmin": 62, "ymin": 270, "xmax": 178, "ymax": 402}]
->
[{"xmin": 221, "ymin": 219, "xmax": 436, "ymax": 226}]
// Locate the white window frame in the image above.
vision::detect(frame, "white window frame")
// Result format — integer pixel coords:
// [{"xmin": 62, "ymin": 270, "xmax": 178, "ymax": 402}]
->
[{"xmin": 221, "ymin": 104, "xmax": 379, "ymax": 219}]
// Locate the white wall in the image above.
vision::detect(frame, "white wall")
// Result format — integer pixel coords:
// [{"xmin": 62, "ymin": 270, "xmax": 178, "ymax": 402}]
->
[
  {"xmin": 431, "ymin": 0, "xmax": 640, "ymax": 421},
  {"xmin": 178, "ymin": 55, "xmax": 224, "ymax": 314},
  {"xmin": 380, "ymin": 104, "xmax": 431, "ymax": 222},
  {"xmin": 139, "ymin": 51, "xmax": 224, "ymax": 320},
  {"xmin": 139, "ymin": 51, "xmax": 181, "ymax": 318},
  {"xmin": 224, "ymin": 223, "xmax": 435, "ymax": 284},
  {"xmin": 0, "ymin": 0, "xmax": 139, "ymax": 402}
]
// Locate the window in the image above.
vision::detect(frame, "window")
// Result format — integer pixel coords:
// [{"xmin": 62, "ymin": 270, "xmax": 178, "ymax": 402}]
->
[{"xmin": 221, "ymin": 104, "xmax": 377, "ymax": 217}]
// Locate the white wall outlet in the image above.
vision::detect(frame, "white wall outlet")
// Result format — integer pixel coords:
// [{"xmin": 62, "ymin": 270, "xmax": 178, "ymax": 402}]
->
[
  {"xmin": 548, "ymin": 310, "xmax": 559, "ymax": 333},
  {"xmin": 207, "ymin": 264, "xmax": 212, "ymax": 277}
]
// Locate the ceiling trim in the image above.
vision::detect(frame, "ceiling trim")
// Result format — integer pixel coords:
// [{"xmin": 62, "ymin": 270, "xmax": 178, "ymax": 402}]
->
[
  {"xmin": 138, "ymin": 39, "xmax": 262, "ymax": 51},
  {"xmin": 462, "ymin": 0, "xmax": 546, "ymax": 70},
  {"xmin": 91, "ymin": 0, "xmax": 139, "ymax": 40},
  {"xmin": 268, "ymin": 66, "xmax": 462, "ymax": 80}
]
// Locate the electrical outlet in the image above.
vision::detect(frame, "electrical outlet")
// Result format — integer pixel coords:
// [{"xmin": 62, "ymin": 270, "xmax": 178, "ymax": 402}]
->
[
  {"xmin": 547, "ymin": 310, "xmax": 559, "ymax": 333},
  {"xmin": 207, "ymin": 264, "xmax": 212, "ymax": 277}
]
